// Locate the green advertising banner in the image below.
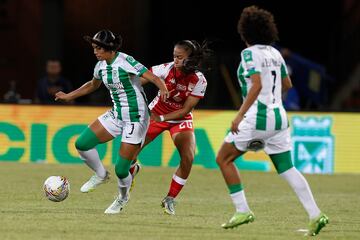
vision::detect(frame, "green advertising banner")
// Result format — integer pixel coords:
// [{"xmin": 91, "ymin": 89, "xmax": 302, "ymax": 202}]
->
[{"xmin": 1, "ymin": 105, "xmax": 359, "ymax": 173}]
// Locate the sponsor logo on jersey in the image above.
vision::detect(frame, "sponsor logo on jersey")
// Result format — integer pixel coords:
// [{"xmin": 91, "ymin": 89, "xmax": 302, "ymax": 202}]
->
[
  {"xmin": 106, "ymin": 82, "xmax": 124, "ymax": 91},
  {"xmin": 134, "ymin": 63, "xmax": 144, "ymax": 72},
  {"xmin": 176, "ymin": 84, "xmax": 187, "ymax": 91},
  {"xmin": 164, "ymin": 100, "xmax": 182, "ymax": 108}
]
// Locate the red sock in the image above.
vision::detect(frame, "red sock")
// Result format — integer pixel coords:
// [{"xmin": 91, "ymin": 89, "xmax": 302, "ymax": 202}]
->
[
  {"xmin": 129, "ymin": 161, "xmax": 139, "ymax": 176},
  {"xmin": 167, "ymin": 175, "xmax": 186, "ymax": 198}
]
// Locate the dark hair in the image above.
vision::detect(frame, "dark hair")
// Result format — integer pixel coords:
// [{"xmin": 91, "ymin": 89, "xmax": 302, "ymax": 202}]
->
[
  {"xmin": 237, "ymin": 5, "xmax": 279, "ymax": 45},
  {"xmin": 175, "ymin": 40, "xmax": 212, "ymax": 73},
  {"xmin": 84, "ymin": 29, "xmax": 122, "ymax": 51}
]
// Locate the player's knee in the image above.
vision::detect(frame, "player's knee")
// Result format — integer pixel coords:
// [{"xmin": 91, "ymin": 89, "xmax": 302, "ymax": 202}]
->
[
  {"xmin": 75, "ymin": 128, "xmax": 100, "ymax": 151},
  {"xmin": 115, "ymin": 156, "xmax": 132, "ymax": 179},
  {"xmin": 179, "ymin": 151, "xmax": 194, "ymax": 167},
  {"xmin": 115, "ymin": 164, "xmax": 129, "ymax": 179},
  {"xmin": 75, "ymin": 137, "xmax": 90, "ymax": 151},
  {"xmin": 216, "ymin": 155, "xmax": 224, "ymax": 167},
  {"xmin": 184, "ymin": 151, "xmax": 194, "ymax": 163}
]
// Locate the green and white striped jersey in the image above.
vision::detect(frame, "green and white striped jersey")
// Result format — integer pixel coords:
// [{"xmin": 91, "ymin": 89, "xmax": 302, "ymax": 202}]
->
[
  {"xmin": 238, "ymin": 45, "xmax": 289, "ymax": 131},
  {"xmin": 93, "ymin": 52, "xmax": 148, "ymax": 122}
]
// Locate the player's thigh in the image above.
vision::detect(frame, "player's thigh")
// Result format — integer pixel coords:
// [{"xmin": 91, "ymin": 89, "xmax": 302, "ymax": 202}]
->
[
  {"xmin": 172, "ymin": 131, "xmax": 196, "ymax": 159},
  {"xmin": 170, "ymin": 121, "xmax": 194, "ymax": 140},
  {"xmin": 146, "ymin": 120, "xmax": 169, "ymax": 141},
  {"xmin": 224, "ymin": 120, "xmax": 254, "ymax": 152},
  {"xmin": 120, "ymin": 121, "xmax": 149, "ymax": 159},
  {"xmin": 89, "ymin": 119, "xmax": 113, "ymax": 143},
  {"xmin": 216, "ymin": 141, "xmax": 244, "ymax": 164},
  {"xmin": 120, "ymin": 142, "xmax": 142, "ymax": 160},
  {"xmin": 96, "ymin": 109, "xmax": 123, "ymax": 142}
]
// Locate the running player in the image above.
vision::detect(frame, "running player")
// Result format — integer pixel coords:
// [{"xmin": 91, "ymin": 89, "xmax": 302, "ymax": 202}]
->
[
  {"xmin": 134, "ymin": 40, "xmax": 210, "ymax": 215},
  {"xmin": 55, "ymin": 29, "xmax": 169, "ymax": 214},
  {"xmin": 216, "ymin": 6, "xmax": 328, "ymax": 236}
]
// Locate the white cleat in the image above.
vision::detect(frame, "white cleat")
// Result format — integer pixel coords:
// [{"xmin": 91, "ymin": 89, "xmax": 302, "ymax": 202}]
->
[
  {"xmin": 104, "ymin": 194, "xmax": 130, "ymax": 214},
  {"xmin": 80, "ymin": 171, "xmax": 110, "ymax": 193}
]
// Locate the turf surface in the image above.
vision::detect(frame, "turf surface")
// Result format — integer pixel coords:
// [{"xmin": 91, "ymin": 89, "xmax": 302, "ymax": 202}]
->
[{"xmin": 1, "ymin": 162, "xmax": 359, "ymax": 239}]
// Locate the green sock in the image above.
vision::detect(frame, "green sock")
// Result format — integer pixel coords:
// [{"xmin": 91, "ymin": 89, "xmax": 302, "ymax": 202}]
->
[
  {"xmin": 115, "ymin": 155, "xmax": 132, "ymax": 179},
  {"xmin": 270, "ymin": 151, "xmax": 294, "ymax": 174},
  {"xmin": 227, "ymin": 183, "xmax": 244, "ymax": 194}
]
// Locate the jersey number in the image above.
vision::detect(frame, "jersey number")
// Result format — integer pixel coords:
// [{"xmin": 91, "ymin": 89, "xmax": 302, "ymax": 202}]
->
[
  {"xmin": 179, "ymin": 121, "xmax": 193, "ymax": 129},
  {"xmin": 271, "ymin": 70, "xmax": 276, "ymax": 103}
]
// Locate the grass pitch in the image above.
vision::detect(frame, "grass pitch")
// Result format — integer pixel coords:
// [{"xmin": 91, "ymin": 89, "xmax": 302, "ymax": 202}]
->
[{"xmin": 1, "ymin": 162, "xmax": 359, "ymax": 240}]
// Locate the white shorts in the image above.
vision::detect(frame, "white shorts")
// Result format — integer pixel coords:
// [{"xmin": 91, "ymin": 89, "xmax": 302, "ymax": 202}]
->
[
  {"xmin": 224, "ymin": 119, "xmax": 291, "ymax": 155},
  {"xmin": 98, "ymin": 109, "xmax": 149, "ymax": 146}
]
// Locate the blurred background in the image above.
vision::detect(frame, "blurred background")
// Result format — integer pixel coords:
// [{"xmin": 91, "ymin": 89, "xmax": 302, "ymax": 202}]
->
[{"xmin": 0, "ymin": 0, "xmax": 359, "ymax": 111}]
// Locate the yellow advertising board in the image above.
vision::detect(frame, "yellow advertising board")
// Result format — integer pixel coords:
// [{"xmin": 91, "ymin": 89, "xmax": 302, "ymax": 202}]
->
[{"xmin": 1, "ymin": 104, "xmax": 359, "ymax": 173}]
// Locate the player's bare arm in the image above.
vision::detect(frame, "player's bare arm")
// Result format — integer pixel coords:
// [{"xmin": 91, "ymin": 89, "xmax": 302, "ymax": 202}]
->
[
  {"xmin": 55, "ymin": 78, "xmax": 102, "ymax": 102},
  {"xmin": 139, "ymin": 76, "xmax": 150, "ymax": 86},
  {"xmin": 141, "ymin": 70, "xmax": 169, "ymax": 101},
  {"xmin": 151, "ymin": 96, "xmax": 200, "ymax": 122},
  {"xmin": 282, "ymin": 75, "xmax": 293, "ymax": 92},
  {"xmin": 231, "ymin": 73, "xmax": 262, "ymax": 133}
]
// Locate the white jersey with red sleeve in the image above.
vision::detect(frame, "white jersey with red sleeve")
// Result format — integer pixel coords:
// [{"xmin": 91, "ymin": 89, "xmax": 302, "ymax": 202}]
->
[{"xmin": 148, "ymin": 62, "xmax": 207, "ymax": 122}]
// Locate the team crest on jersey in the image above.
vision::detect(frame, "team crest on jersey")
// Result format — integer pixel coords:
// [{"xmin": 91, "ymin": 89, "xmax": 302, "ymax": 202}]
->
[
  {"xmin": 126, "ymin": 56, "xmax": 136, "ymax": 63},
  {"xmin": 169, "ymin": 78, "xmax": 176, "ymax": 84},
  {"xmin": 243, "ymin": 50, "xmax": 253, "ymax": 62}
]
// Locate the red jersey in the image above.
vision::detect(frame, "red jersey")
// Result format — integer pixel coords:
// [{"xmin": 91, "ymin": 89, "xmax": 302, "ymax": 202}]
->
[{"xmin": 149, "ymin": 62, "xmax": 207, "ymax": 122}]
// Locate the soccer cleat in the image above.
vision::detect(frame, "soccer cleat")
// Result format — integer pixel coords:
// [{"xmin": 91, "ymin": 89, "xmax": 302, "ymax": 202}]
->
[
  {"xmin": 129, "ymin": 162, "xmax": 141, "ymax": 192},
  {"xmin": 161, "ymin": 196, "xmax": 176, "ymax": 215},
  {"xmin": 80, "ymin": 171, "xmax": 110, "ymax": 193},
  {"xmin": 306, "ymin": 213, "xmax": 329, "ymax": 236},
  {"xmin": 104, "ymin": 193, "xmax": 130, "ymax": 214},
  {"xmin": 221, "ymin": 211, "xmax": 255, "ymax": 229}
]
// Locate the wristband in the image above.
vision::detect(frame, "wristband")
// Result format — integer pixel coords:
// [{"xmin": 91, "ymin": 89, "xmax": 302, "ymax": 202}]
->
[{"xmin": 159, "ymin": 115, "xmax": 165, "ymax": 122}]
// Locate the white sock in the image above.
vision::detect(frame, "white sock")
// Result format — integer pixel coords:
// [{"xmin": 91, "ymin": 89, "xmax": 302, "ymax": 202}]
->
[
  {"xmin": 117, "ymin": 173, "xmax": 132, "ymax": 200},
  {"xmin": 230, "ymin": 190, "xmax": 251, "ymax": 213},
  {"xmin": 173, "ymin": 174, "xmax": 187, "ymax": 185},
  {"xmin": 280, "ymin": 167, "xmax": 321, "ymax": 219},
  {"xmin": 78, "ymin": 148, "xmax": 107, "ymax": 179}
]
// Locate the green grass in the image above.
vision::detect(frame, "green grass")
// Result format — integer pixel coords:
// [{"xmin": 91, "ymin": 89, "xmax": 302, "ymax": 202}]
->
[{"xmin": 0, "ymin": 162, "xmax": 359, "ymax": 240}]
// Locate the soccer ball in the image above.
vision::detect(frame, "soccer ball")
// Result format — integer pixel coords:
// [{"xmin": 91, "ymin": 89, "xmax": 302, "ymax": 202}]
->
[{"xmin": 43, "ymin": 176, "xmax": 70, "ymax": 202}]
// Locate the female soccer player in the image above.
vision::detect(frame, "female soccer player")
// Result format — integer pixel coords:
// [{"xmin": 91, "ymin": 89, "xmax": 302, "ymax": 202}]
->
[
  {"xmin": 136, "ymin": 40, "xmax": 210, "ymax": 215},
  {"xmin": 55, "ymin": 29, "xmax": 169, "ymax": 214},
  {"xmin": 216, "ymin": 6, "xmax": 328, "ymax": 236}
]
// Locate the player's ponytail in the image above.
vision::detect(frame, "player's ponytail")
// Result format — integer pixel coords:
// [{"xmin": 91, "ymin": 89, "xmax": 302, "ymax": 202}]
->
[{"xmin": 176, "ymin": 40, "xmax": 212, "ymax": 73}]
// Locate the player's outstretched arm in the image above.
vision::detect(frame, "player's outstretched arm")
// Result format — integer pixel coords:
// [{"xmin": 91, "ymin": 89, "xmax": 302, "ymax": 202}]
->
[
  {"xmin": 141, "ymin": 70, "xmax": 169, "ymax": 101},
  {"xmin": 55, "ymin": 78, "xmax": 102, "ymax": 102}
]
